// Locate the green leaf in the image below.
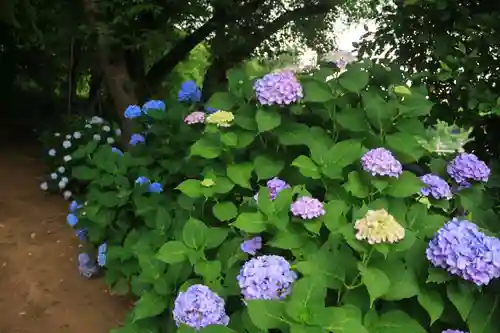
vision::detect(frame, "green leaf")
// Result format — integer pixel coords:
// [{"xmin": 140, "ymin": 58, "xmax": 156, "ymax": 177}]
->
[
  {"xmin": 269, "ymin": 231, "xmax": 306, "ymax": 249},
  {"xmin": 205, "ymin": 228, "xmax": 229, "ymax": 249},
  {"xmin": 398, "ymin": 91, "xmax": 434, "ymax": 117},
  {"xmin": 385, "ymin": 171, "xmax": 423, "ymax": 198},
  {"xmin": 132, "ymin": 291, "xmax": 167, "ymax": 321},
  {"xmin": 372, "ymin": 310, "xmax": 426, "ymax": 333},
  {"xmin": 467, "ymin": 295, "xmax": 500, "ymax": 333},
  {"xmin": 255, "ymin": 108, "xmax": 281, "ymax": 132},
  {"xmin": 206, "ymin": 92, "xmax": 238, "ymax": 110},
  {"xmin": 231, "ymin": 212, "xmax": 266, "ymax": 233},
  {"xmin": 195, "ymin": 260, "xmax": 221, "ymax": 283},
  {"xmin": 291, "ymin": 155, "xmax": 321, "ymax": 179},
  {"xmin": 326, "ymin": 139, "xmax": 365, "ymax": 168},
  {"xmin": 339, "ymin": 67, "xmax": 369, "ymax": 92},
  {"xmin": 176, "ymin": 179, "xmax": 203, "ymax": 198},
  {"xmin": 343, "ymin": 171, "xmax": 369, "ymax": 198},
  {"xmin": 200, "ymin": 326, "xmax": 236, "ymax": 333},
  {"xmin": 393, "ymin": 85, "xmax": 411, "ymax": 95},
  {"xmin": 286, "ymin": 277, "xmax": 327, "ymax": 323},
  {"xmin": 182, "ymin": 218, "xmax": 208, "ymax": 249},
  {"xmin": 375, "ymin": 259, "xmax": 419, "ymax": 301},
  {"xmin": 227, "ymin": 163, "xmax": 253, "ymax": 189},
  {"xmin": 72, "ymin": 165, "xmax": 99, "ymax": 180},
  {"xmin": 362, "ymin": 90, "xmax": 397, "ymax": 130},
  {"xmin": 276, "ymin": 123, "xmax": 312, "ymax": 146},
  {"xmin": 156, "ymin": 241, "xmax": 189, "ymax": 264},
  {"xmin": 447, "ymin": 283, "xmax": 475, "ymax": 321},
  {"xmin": 358, "ymin": 264, "xmax": 391, "ymax": 306},
  {"xmin": 253, "ymin": 155, "xmax": 284, "ymax": 180},
  {"xmin": 386, "ymin": 132, "xmax": 425, "ymax": 162},
  {"xmin": 417, "ymin": 289, "xmax": 443, "ymax": 324},
  {"xmin": 302, "ymin": 79, "xmax": 334, "ymax": 102},
  {"xmin": 247, "ymin": 300, "xmax": 285, "ymax": 330},
  {"xmin": 321, "ymin": 200, "xmax": 348, "ymax": 232},
  {"xmin": 426, "ymin": 267, "xmax": 452, "ymax": 284},
  {"xmin": 335, "ymin": 109, "xmax": 370, "ymax": 132},
  {"xmin": 318, "ymin": 306, "xmax": 368, "ymax": 333},
  {"xmin": 212, "ymin": 202, "xmax": 238, "ymax": 221},
  {"xmin": 190, "ymin": 137, "xmax": 222, "ymax": 159}
]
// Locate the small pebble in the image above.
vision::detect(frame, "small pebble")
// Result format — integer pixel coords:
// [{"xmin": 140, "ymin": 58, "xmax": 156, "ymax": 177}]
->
[{"xmin": 30, "ymin": 233, "xmax": 36, "ymax": 239}]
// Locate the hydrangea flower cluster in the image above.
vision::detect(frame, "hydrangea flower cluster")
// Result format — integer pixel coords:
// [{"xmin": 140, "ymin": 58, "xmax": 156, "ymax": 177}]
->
[
  {"xmin": 124, "ymin": 105, "xmax": 142, "ymax": 119},
  {"xmin": 142, "ymin": 100, "xmax": 165, "ymax": 113},
  {"xmin": 240, "ymin": 237, "xmax": 262, "ymax": 255},
  {"xmin": 178, "ymin": 80, "xmax": 201, "ymax": 103},
  {"xmin": 78, "ymin": 253, "xmax": 98, "ymax": 278},
  {"xmin": 172, "ymin": 284, "xmax": 229, "ymax": 330},
  {"xmin": 111, "ymin": 147, "xmax": 124, "ymax": 156},
  {"xmin": 254, "ymin": 70, "xmax": 303, "ymax": 106},
  {"xmin": 291, "ymin": 196, "xmax": 325, "ymax": 220},
  {"xmin": 420, "ymin": 174, "xmax": 452, "ymax": 200},
  {"xmin": 237, "ymin": 255, "xmax": 297, "ymax": 300},
  {"xmin": 129, "ymin": 133, "xmax": 145, "ymax": 146},
  {"xmin": 254, "ymin": 177, "xmax": 290, "ymax": 202},
  {"xmin": 205, "ymin": 111, "xmax": 235, "ymax": 127},
  {"xmin": 135, "ymin": 176, "xmax": 163, "ymax": 193},
  {"xmin": 184, "ymin": 111, "xmax": 205, "ymax": 125},
  {"xmin": 361, "ymin": 148, "xmax": 403, "ymax": 177},
  {"xmin": 204, "ymin": 106, "xmax": 218, "ymax": 114},
  {"xmin": 447, "ymin": 153, "xmax": 490, "ymax": 185},
  {"xmin": 442, "ymin": 330, "xmax": 468, "ymax": 333},
  {"xmin": 426, "ymin": 218, "xmax": 500, "ymax": 286},
  {"xmin": 97, "ymin": 243, "xmax": 107, "ymax": 267},
  {"xmin": 354, "ymin": 209, "xmax": 405, "ymax": 244}
]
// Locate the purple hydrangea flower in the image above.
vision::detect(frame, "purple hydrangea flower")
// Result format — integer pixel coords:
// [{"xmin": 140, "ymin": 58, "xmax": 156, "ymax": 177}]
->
[
  {"xmin": 149, "ymin": 182, "xmax": 163, "ymax": 193},
  {"xmin": 78, "ymin": 253, "xmax": 98, "ymax": 278},
  {"xmin": 97, "ymin": 243, "xmax": 107, "ymax": 267},
  {"xmin": 426, "ymin": 218, "xmax": 500, "ymax": 286},
  {"xmin": 142, "ymin": 100, "xmax": 165, "ymax": 113},
  {"xmin": 75, "ymin": 228, "xmax": 87, "ymax": 241},
  {"xmin": 129, "ymin": 133, "xmax": 145, "ymax": 146},
  {"xmin": 67, "ymin": 213, "xmax": 78, "ymax": 227},
  {"xmin": 442, "ymin": 330, "xmax": 468, "ymax": 333},
  {"xmin": 111, "ymin": 147, "xmax": 124, "ymax": 156},
  {"xmin": 254, "ymin": 177, "xmax": 290, "ymax": 202},
  {"xmin": 361, "ymin": 148, "xmax": 403, "ymax": 178},
  {"xmin": 420, "ymin": 174, "xmax": 452, "ymax": 200},
  {"xmin": 178, "ymin": 81, "xmax": 201, "ymax": 103},
  {"xmin": 237, "ymin": 255, "xmax": 297, "ymax": 300},
  {"xmin": 447, "ymin": 153, "xmax": 490, "ymax": 184},
  {"xmin": 124, "ymin": 105, "xmax": 142, "ymax": 119},
  {"xmin": 254, "ymin": 70, "xmax": 303, "ymax": 106},
  {"xmin": 291, "ymin": 196, "xmax": 325, "ymax": 220},
  {"xmin": 240, "ymin": 237, "xmax": 262, "ymax": 255},
  {"xmin": 173, "ymin": 284, "xmax": 229, "ymax": 330},
  {"xmin": 184, "ymin": 111, "xmax": 205, "ymax": 125}
]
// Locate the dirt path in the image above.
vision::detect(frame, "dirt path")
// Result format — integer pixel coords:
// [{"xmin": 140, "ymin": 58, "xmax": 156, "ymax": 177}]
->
[{"xmin": 0, "ymin": 146, "xmax": 129, "ymax": 333}]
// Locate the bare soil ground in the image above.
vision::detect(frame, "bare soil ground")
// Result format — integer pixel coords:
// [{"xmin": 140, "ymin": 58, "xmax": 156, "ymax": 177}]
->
[{"xmin": 0, "ymin": 146, "xmax": 129, "ymax": 333}]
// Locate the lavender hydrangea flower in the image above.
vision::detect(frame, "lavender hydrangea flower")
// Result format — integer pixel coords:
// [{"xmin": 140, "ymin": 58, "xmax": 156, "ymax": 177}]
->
[
  {"xmin": 129, "ymin": 133, "xmax": 145, "ymax": 146},
  {"xmin": 361, "ymin": 148, "xmax": 403, "ymax": 178},
  {"xmin": 240, "ymin": 237, "xmax": 262, "ymax": 255},
  {"xmin": 178, "ymin": 80, "xmax": 201, "ymax": 103},
  {"xmin": 254, "ymin": 70, "xmax": 303, "ymax": 106},
  {"xmin": 420, "ymin": 174, "xmax": 452, "ymax": 200},
  {"xmin": 67, "ymin": 213, "xmax": 78, "ymax": 227},
  {"xmin": 78, "ymin": 253, "xmax": 98, "ymax": 278},
  {"xmin": 426, "ymin": 218, "xmax": 500, "ymax": 286},
  {"xmin": 254, "ymin": 177, "xmax": 290, "ymax": 202},
  {"xmin": 291, "ymin": 196, "xmax": 325, "ymax": 220},
  {"xmin": 447, "ymin": 153, "xmax": 490, "ymax": 184},
  {"xmin": 173, "ymin": 284, "xmax": 229, "ymax": 330},
  {"xmin": 97, "ymin": 243, "xmax": 107, "ymax": 267},
  {"xmin": 124, "ymin": 105, "xmax": 142, "ymax": 119},
  {"xmin": 442, "ymin": 330, "xmax": 468, "ymax": 333},
  {"xmin": 75, "ymin": 228, "xmax": 87, "ymax": 241},
  {"xmin": 237, "ymin": 255, "xmax": 297, "ymax": 300},
  {"xmin": 142, "ymin": 100, "xmax": 165, "ymax": 113}
]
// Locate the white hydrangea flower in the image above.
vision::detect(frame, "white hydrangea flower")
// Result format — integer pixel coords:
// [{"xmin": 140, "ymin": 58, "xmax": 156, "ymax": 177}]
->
[
  {"xmin": 62, "ymin": 140, "xmax": 71, "ymax": 149},
  {"xmin": 90, "ymin": 116, "xmax": 104, "ymax": 124},
  {"xmin": 54, "ymin": 132, "xmax": 61, "ymax": 137},
  {"xmin": 322, "ymin": 50, "xmax": 357, "ymax": 69},
  {"xmin": 73, "ymin": 131, "xmax": 81, "ymax": 139},
  {"xmin": 93, "ymin": 134, "xmax": 101, "ymax": 141},
  {"xmin": 115, "ymin": 128, "xmax": 122, "ymax": 136},
  {"xmin": 58, "ymin": 166, "xmax": 65, "ymax": 173},
  {"xmin": 48, "ymin": 149, "xmax": 56, "ymax": 157},
  {"xmin": 64, "ymin": 155, "xmax": 72, "ymax": 162},
  {"xmin": 85, "ymin": 124, "xmax": 92, "ymax": 129},
  {"xmin": 65, "ymin": 134, "xmax": 71, "ymax": 140},
  {"xmin": 58, "ymin": 181, "xmax": 67, "ymax": 189},
  {"xmin": 63, "ymin": 190, "xmax": 72, "ymax": 200},
  {"xmin": 61, "ymin": 177, "xmax": 69, "ymax": 183},
  {"xmin": 102, "ymin": 125, "xmax": 111, "ymax": 132},
  {"xmin": 40, "ymin": 182, "xmax": 48, "ymax": 191},
  {"xmin": 106, "ymin": 137, "xmax": 115, "ymax": 144},
  {"xmin": 50, "ymin": 173, "xmax": 58, "ymax": 180}
]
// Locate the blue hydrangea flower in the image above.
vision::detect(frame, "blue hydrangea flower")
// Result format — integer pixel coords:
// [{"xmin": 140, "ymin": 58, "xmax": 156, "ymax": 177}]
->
[
  {"xmin": 111, "ymin": 147, "xmax": 124, "ymax": 156},
  {"xmin": 129, "ymin": 133, "xmax": 145, "ymax": 146},
  {"xmin": 69, "ymin": 200, "xmax": 81, "ymax": 212},
  {"xmin": 254, "ymin": 70, "xmax": 303, "ymax": 105},
  {"xmin": 240, "ymin": 237, "xmax": 262, "ymax": 255},
  {"xmin": 178, "ymin": 81, "xmax": 201, "ymax": 103},
  {"xmin": 135, "ymin": 176, "xmax": 149, "ymax": 185},
  {"xmin": 426, "ymin": 218, "xmax": 500, "ymax": 286},
  {"xmin": 67, "ymin": 213, "xmax": 78, "ymax": 227},
  {"xmin": 78, "ymin": 253, "xmax": 98, "ymax": 278},
  {"xmin": 204, "ymin": 106, "xmax": 218, "ymax": 114},
  {"xmin": 237, "ymin": 255, "xmax": 297, "ymax": 300},
  {"xmin": 124, "ymin": 105, "xmax": 142, "ymax": 119},
  {"xmin": 361, "ymin": 148, "xmax": 403, "ymax": 178},
  {"xmin": 75, "ymin": 228, "xmax": 87, "ymax": 241},
  {"xmin": 97, "ymin": 243, "xmax": 107, "ymax": 267},
  {"xmin": 142, "ymin": 100, "xmax": 165, "ymax": 113},
  {"xmin": 149, "ymin": 182, "xmax": 163, "ymax": 193},
  {"xmin": 420, "ymin": 174, "xmax": 452, "ymax": 200},
  {"xmin": 173, "ymin": 284, "xmax": 229, "ymax": 330},
  {"xmin": 447, "ymin": 153, "xmax": 490, "ymax": 184}
]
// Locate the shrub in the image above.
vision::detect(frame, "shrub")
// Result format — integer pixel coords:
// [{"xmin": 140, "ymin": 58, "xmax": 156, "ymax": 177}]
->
[{"xmin": 70, "ymin": 62, "xmax": 500, "ymax": 333}]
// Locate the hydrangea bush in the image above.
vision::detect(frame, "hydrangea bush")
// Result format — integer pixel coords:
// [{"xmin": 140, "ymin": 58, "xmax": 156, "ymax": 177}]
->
[
  {"xmin": 69, "ymin": 63, "xmax": 500, "ymax": 333},
  {"xmin": 39, "ymin": 115, "xmax": 121, "ymax": 199}
]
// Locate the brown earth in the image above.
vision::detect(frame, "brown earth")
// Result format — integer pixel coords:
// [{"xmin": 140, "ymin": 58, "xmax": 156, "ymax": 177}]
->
[{"xmin": 0, "ymin": 145, "xmax": 130, "ymax": 333}]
